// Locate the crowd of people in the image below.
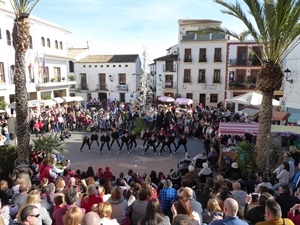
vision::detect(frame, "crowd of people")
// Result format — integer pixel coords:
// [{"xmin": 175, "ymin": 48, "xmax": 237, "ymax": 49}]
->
[{"xmin": 0, "ymin": 98, "xmax": 299, "ymax": 225}]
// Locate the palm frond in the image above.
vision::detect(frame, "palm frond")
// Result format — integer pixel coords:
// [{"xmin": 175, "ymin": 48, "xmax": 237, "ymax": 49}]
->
[
  {"xmin": 32, "ymin": 134, "xmax": 68, "ymax": 154},
  {"xmin": 10, "ymin": 0, "xmax": 39, "ymax": 15}
]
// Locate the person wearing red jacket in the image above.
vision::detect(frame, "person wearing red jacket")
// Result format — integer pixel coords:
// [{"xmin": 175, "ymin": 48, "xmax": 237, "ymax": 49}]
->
[
  {"xmin": 288, "ymin": 203, "xmax": 300, "ymax": 225},
  {"xmin": 103, "ymin": 167, "xmax": 114, "ymax": 182},
  {"xmin": 81, "ymin": 185, "xmax": 103, "ymax": 213}
]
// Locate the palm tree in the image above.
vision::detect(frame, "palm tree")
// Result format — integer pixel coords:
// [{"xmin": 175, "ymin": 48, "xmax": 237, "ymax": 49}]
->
[
  {"xmin": 10, "ymin": 0, "xmax": 40, "ymax": 163},
  {"xmin": 202, "ymin": 0, "xmax": 300, "ymax": 170}
]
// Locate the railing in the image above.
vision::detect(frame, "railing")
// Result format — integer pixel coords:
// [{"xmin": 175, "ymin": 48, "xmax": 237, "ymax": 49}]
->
[
  {"xmin": 78, "ymin": 83, "xmax": 89, "ymax": 90},
  {"xmin": 183, "ymin": 78, "xmax": 191, "ymax": 83},
  {"xmin": 162, "ymin": 81, "xmax": 177, "ymax": 89},
  {"xmin": 213, "ymin": 78, "xmax": 222, "ymax": 83},
  {"xmin": 163, "ymin": 65, "xmax": 176, "ymax": 72},
  {"xmin": 198, "ymin": 78, "xmax": 206, "ymax": 83},
  {"xmin": 98, "ymin": 83, "xmax": 107, "ymax": 91},
  {"xmin": 184, "ymin": 55, "xmax": 192, "ymax": 62},
  {"xmin": 198, "ymin": 56, "xmax": 207, "ymax": 62},
  {"xmin": 115, "ymin": 84, "xmax": 128, "ymax": 92},
  {"xmin": 229, "ymin": 58, "xmax": 262, "ymax": 67},
  {"xmin": 214, "ymin": 54, "xmax": 222, "ymax": 62},
  {"xmin": 228, "ymin": 81, "xmax": 257, "ymax": 90}
]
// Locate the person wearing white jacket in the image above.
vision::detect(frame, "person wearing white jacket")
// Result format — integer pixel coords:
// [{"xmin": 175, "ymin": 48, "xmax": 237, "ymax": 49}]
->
[{"xmin": 273, "ymin": 161, "xmax": 290, "ymax": 190}]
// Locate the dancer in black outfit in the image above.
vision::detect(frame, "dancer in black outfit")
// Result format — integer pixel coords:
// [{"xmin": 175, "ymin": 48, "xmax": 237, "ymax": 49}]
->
[
  {"xmin": 79, "ymin": 135, "xmax": 90, "ymax": 152},
  {"xmin": 159, "ymin": 137, "xmax": 172, "ymax": 156},
  {"xmin": 110, "ymin": 128, "xmax": 120, "ymax": 148},
  {"xmin": 174, "ymin": 134, "xmax": 188, "ymax": 153},
  {"xmin": 143, "ymin": 135, "xmax": 157, "ymax": 155},
  {"xmin": 129, "ymin": 130, "xmax": 137, "ymax": 150},
  {"xmin": 156, "ymin": 130, "xmax": 165, "ymax": 149},
  {"xmin": 100, "ymin": 131, "xmax": 111, "ymax": 153},
  {"xmin": 141, "ymin": 129, "xmax": 151, "ymax": 149},
  {"xmin": 169, "ymin": 132, "xmax": 177, "ymax": 149},
  {"xmin": 119, "ymin": 132, "xmax": 130, "ymax": 154},
  {"xmin": 90, "ymin": 131, "xmax": 99, "ymax": 149}
]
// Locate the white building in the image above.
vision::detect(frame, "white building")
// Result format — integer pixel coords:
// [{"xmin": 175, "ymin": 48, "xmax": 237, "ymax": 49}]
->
[
  {"xmin": 0, "ymin": 0, "xmax": 74, "ymax": 108},
  {"xmin": 73, "ymin": 54, "xmax": 141, "ymax": 102}
]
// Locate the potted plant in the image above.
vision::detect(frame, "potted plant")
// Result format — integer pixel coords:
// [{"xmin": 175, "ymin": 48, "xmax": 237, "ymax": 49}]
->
[
  {"xmin": 236, "ymin": 141, "xmax": 255, "ymax": 175},
  {"xmin": 51, "ymin": 78, "xmax": 56, "ymax": 82},
  {"xmin": 68, "ymin": 74, "xmax": 75, "ymax": 81}
]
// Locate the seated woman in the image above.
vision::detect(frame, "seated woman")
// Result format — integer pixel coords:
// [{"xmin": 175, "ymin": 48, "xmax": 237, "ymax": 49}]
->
[
  {"xmin": 106, "ymin": 186, "xmax": 128, "ymax": 223},
  {"xmin": 97, "ymin": 202, "xmax": 119, "ymax": 225},
  {"xmin": 198, "ymin": 163, "xmax": 212, "ymax": 184},
  {"xmin": 202, "ymin": 198, "xmax": 223, "ymax": 224}
]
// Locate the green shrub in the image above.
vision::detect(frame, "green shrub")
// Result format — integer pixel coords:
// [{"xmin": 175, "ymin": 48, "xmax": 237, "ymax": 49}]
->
[
  {"xmin": 0, "ymin": 145, "xmax": 18, "ymax": 176},
  {"xmin": 133, "ymin": 117, "xmax": 147, "ymax": 136}
]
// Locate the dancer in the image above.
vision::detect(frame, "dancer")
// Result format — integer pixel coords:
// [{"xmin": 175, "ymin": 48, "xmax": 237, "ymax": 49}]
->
[
  {"xmin": 174, "ymin": 134, "xmax": 188, "ymax": 154},
  {"xmin": 79, "ymin": 135, "xmax": 90, "ymax": 152},
  {"xmin": 169, "ymin": 132, "xmax": 177, "ymax": 149},
  {"xmin": 90, "ymin": 131, "xmax": 99, "ymax": 149},
  {"xmin": 129, "ymin": 130, "xmax": 137, "ymax": 150},
  {"xmin": 159, "ymin": 137, "xmax": 172, "ymax": 156},
  {"xmin": 100, "ymin": 131, "xmax": 111, "ymax": 154},
  {"xmin": 156, "ymin": 130, "xmax": 165, "ymax": 149},
  {"xmin": 110, "ymin": 128, "xmax": 120, "ymax": 148},
  {"xmin": 143, "ymin": 134, "xmax": 157, "ymax": 155},
  {"xmin": 141, "ymin": 129, "xmax": 151, "ymax": 149},
  {"xmin": 119, "ymin": 132, "xmax": 130, "ymax": 154}
]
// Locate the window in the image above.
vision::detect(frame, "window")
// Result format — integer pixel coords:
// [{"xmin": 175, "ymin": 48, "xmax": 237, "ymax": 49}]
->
[
  {"xmin": 54, "ymin": 67, "xmax": 61, "ymax": 82},
  {"xmin": 0, "ymin": 62, "xmax": 5, "ymax": 83},
  {"xmin": 214, "ymin": 48, "xmax": 222, "ymax": 62},
  {"xmin": 237, "ymin": 47, "xmax": 247, "ymax": 66},
  {"xmin": 6, "ymin": 30, "xmax": 11, "ymax": 46},
  {"xmin": 184, "ymin": 49, "xmax": 192, "ymax": 62},
  {"xmin": 119, "ymin": 73, "xmax": 126, "ymax": 84},
  {"xmin": 80, "ymin": 73, "xmax": 88, "ymax": 90},
  {"xmin": 199, "ymin": 48, "xmax": 207, "ymax": 62},
  {"xmin": 47, "ymin": 38, "xmax": 50, "ymax": 48},
  {"xmin": 0, "ymin": 28, "xmax": 2, "ymax": 39},
  {"xmin": 29, "ymin": 36, "xmax": 33, "ymax": 49},
  {"xmin": 186, "ymin": 93, "xmax": 193, "ymax": 99},
  {"xmin": 55, "ymin": 40, "xmax": 58, "ymax": 49},
  {"xmin": 59, "ymin": 41, "xmax": 63, "ymax": 50},
  {"xmin": 183, "ymin": 69, "xmax": 191, "ymax": 83},
  {"xmin": 41, "ymin": 37, "xmax": 45, "ymax": 47},
  {"xmin": 198, "ymin": 69, "xmax": 206, "ymax": 83},
  {"xmin": 43, "ymin": 67, "xmax": 49, "ymax": 83},
  {"xmin": 229, "ymin": 71, "xmax": 235, "ymax": 83},
  {"xmin": 251, "ymin": 46, "xmax": 261, "ymax": 66},
  {"xmin": 165, "ymin": 75, "xmax": 173, "ymax": 88},
  {"xmin": 236, "ymin": 69, "xmax": 246, "ymax": 83},
  {"xmin": 10, "ymin": 65, "xmax": 15, "ymax": 84},
  {"xmin": 213, "ymin": 69, "xmax": 221, "ymax": 83},
  {"xmin": 69, "ymin": 61, "xmax": 74, "ymax": 73},
  {"xmin": 210, "ymin": 94, "xmax": 218, "ymax": 103},
  {"xmin": 250, "ymin": 69, "xmax": 259, "ymax": 84}
]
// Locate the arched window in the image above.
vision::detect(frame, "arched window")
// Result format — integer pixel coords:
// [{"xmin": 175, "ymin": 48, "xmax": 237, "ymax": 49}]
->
[
  {"xmin": 59, "ymin": 41, "xmax": 63, "ymax": 50},
  {"xmin": 29, "ymin": 36, "xmax": 33, "ymax": 49},
  {"xmin": 47, "ymin": 38, "xmax": 50, "ymax": 48},
  {"xmin": 41, "ymin": 37, "xmax": 45, "ymax": 47},
  {"xmin": 6, "ymin": 30, "xmax": 11, "ymax": 46},
  {"xmin": 55, "ymin": 40, "xmax": 58, "ymax": 49}
]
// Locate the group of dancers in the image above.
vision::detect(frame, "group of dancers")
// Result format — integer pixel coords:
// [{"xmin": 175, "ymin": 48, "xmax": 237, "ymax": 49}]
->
[{"xmin": 79, "ymin": 128, "xmax": 188, "ymax": 156}]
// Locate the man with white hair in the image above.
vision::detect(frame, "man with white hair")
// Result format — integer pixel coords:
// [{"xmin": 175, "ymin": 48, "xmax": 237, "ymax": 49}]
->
[
  {"xmin": 231, "ymin": 181, "xmax": 247, "ymax": 207},
  {"xmin": 209, "ymin": 198, "xmax": 248, "ymax": 225},
  {"xmin": 81, "ymin": 211, "xmax": 101, "ymax": 225}
]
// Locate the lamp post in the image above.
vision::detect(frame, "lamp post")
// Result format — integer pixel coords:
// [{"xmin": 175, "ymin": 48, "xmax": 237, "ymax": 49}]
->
[{"xmin": 284, "ymin": 68, "xmax": 293, "ymax": 84}]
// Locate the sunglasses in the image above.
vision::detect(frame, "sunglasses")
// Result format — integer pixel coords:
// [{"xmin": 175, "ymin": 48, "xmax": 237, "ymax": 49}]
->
[{"xmin": 30, "ymin": 214, "xmax": 40, "ymax": 218}]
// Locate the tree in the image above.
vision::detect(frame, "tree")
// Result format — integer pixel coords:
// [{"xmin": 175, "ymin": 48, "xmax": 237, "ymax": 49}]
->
[
  {"xmin": 10, "ymin": 0, "xmax": 40, "ymax": 163},
  {"xmin": 202, "ymin": 0, "xmax": 300, "ymax": 170}
]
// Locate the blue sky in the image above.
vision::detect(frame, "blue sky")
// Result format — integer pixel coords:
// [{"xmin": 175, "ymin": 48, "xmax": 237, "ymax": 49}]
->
[{"xmin": 32, "ymin": 0, "xmax": 248, "ymax": 63}]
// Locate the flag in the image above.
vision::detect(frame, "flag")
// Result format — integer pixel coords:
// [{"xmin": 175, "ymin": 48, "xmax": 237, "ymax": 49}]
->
[{"xmin": 42, "ymin": 54, "xmax": 46, "ymax": 75}]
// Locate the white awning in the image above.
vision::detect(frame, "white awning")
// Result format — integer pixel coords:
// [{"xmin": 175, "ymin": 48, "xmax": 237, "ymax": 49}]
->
[
  {"xmin": 41, "ymin": 99, "xmax": 57, "ymax": 106},
  {"xmin": 28, "ymin": 100, "xmax": 41, "ymax": 107},
  {"xmin": 175, "ymin": 98, "xmax": 193, "ymax": 105},
  {"xmin": 62, "ymin": 96, "xmax": 83, "ymax": 102},
  {"xmin": 53, "ymin": 97, "xmax": 64, "ymax": 104}
]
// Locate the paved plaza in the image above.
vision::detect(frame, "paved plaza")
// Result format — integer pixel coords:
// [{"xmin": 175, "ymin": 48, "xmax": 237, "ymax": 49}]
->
[{"xmin": 45, "ymin": 132, "xmax": 205, "ymax": 176}]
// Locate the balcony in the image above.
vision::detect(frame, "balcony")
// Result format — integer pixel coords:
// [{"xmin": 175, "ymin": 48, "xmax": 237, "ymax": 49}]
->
[
  {"xmin": 184, "ymin": 55, "xmax": 192, "ymax": 62},
  {"xmin": 183, "ymin": 78, "xmax": 191, "ymax": 83},
  {"xmin": 162, "ymin": 81, "xmax": 177, "ymax": 89},
  {"xmin": 98, "ymin": 83, "xmax": 108, "ymax": 91},
  {"xmin": 228, "ymin": 81, "xmax": 257, "ymax": 90},
  {"xmin": 78, "ymin": 83, "xmax": 89, "ymax": 90},
  {"xmin": 198, "ymin": 56, "xmax": 207, "ymax": 62},
  {"xmin": 163, "ymin": 65, "xmax": 176, "ymax": 72},
  {"xmin": 229, "ymin": 58, "xmax": 262, "ymax": 67},
  {"xmin": 36, "ymin": 79, "xmax": 76, "ymax": 88},
  {"xmin": 213, "ymin": 78, "xmax": 222, "ymax": 84},
  {"xmin": 198, "ymin": 78, "xmax": 206, "ymax": 83},
  {"xmin": 214, "ymin": 54, "xmax": 222, "ymax": 62},
  {"xmin": 115, "ymin": 84, "xmax": 128, "ymax": 92}
]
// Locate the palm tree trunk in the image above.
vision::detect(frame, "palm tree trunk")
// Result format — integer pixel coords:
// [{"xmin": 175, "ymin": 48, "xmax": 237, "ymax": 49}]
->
[
  {"xmin": 256, "ymin": 91, "xmax": 273, "ymax": 170},
  {"xmin": 12, "ymin": 20, "xmax": 30, "ymax": 164}
]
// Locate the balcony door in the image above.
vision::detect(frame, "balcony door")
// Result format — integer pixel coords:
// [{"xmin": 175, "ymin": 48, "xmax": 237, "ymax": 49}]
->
[
  {"xmin": 165, "ymin": 75, "xmax": 173, "ymax": 88},
  {"xmin": 80, "ymin": 73, "xmax": 88, "ymax": 90},
  {"xmin": 99, "ymin": 73, "xmax": 106, "ymax": 90},
  {"xmin": 199, "ymin": 94, "xmax": 206, "ymax": 106},
  {"xmin": 237, "ymin": 47, "xmax": 247, "ymax": 66}
]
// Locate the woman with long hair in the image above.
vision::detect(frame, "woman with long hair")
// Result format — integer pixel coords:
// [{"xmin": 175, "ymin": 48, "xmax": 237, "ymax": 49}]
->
[
  {"xmin": 63, "ymin": 206, "xmax": 83, "ymax": 225},
  {"xmin": 138, "ymin": 198, "xmax": 170, "ymax": 225},
  {"xmin": 16, "ymin": 189, "xmax": 52, "ymax": 225},
  {"xmin": 202, "ymin": 198, "xmax": 223, "ymax": 224},
  {"xmin": 171, "ymin": 198, "xmax": 201, "ymax": 225}
]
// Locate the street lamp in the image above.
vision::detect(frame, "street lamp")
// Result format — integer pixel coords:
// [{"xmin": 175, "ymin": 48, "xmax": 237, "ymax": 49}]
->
[
  {"xmin": 109, "ymin": 75, "xmax": 113, "ymax": 82},
  {"xmin": 284, "ymin": 68, "xmax": 293, "ymax": 84},
  {"xmin": 158, "ymin": 74, "xmax": 162, "ymax": 82}
]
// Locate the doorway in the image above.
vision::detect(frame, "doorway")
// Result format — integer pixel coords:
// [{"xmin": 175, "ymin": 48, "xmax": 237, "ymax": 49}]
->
[
  {"xmin": 98, "ymin": 93, "xmax": 107, "ymax": 101},
  {"xmin": 199, "ymin": 94, "xmax": 206, "ymax": 106},
  {"xmin": 120, "ymin": 93, "xmax": 125, "ymax": 102}
]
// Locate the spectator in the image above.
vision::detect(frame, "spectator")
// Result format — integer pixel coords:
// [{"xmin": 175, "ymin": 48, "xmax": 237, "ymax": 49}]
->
[
  {"xmin": 63, "ymin": 206, "xmax": 83, "ymax": 225},
  {"xmin": 256, "ymin": 199, "xmax": 294, "ymax": 225},
  {"xmin": 272, "ymin": 162, "xmax": 290, "ymax": 190},
  {"xmin": 81, "ymin": 211, "xmax": 101, "ymax": 225},
  {"xmin": 130, "ymin": 188, "xmax": 148, "ymax": 225},
  {"xmin": 274, "ymin": 152, "xmax": 295, "ymax": 181},
  {"xmin": 180, "ymin": 187, "xmax": 203, "ymax": 218},
  {"xmin": 202, "ymin": 198, "xmax": 223, "ymax": 224},
  {"xmin": 159, "ymin": 179, "xmax": 177, "ymax": 216},
  {"xmin": 288, "ymin": 203, "xmax": 300, "ymax": 224},
  {"xmin": 97, "ymin": 202, "xmax": 119, "ymax": 225},
  {"xmin": 81, "ymin": 185, "xmax": 103, "ymax": 213},
  {"xmin": 11, "ymin": 181, "xmax": 29, "ymax": 209},
  {"xmin": 18, "ymin": 205, "xmax": 40, "ymax": 225},
  {"xmin": 255, "ymin": 175, "xmax": 272, "ymax": 193},
  {"xmin": 231, "ymin": 181, "xmax": 247, "ymax": 208},
  {"xmin": 106, "ymin": 186, "xmax": 128, "ymax": 223}
]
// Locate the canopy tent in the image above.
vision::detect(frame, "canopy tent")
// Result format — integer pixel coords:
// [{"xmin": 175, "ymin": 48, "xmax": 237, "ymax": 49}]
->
[
  {"xmin": 28, "ymin": 100, "xmax": 41, "ymax": 108},
  {"xmin": 271, "ymin": 125, "xmax": 300, "ymax": 136},
  {"xmin": 226, "ymin": 92, "xmax": 280, "ymax": 106},
  {"xmin": 289, "ymin": 113, "xmax": 300, "ymax": 123},
  {"xmin": 62, "ymin": 96, "xmax": 84, "ymax": 102},
  {"xmin": 41, "ymin": 99, "xmax": 57, "ymax": 106},
  {"xmin": 272, "ymin": 111, "xmax": 290, "ymax": 121},
  {"xmin": 53, "ymin": 97, "xmax": 64, "ymax": 104},
  {"xmin": 175, "ymin": 98, "xmax": 193, "ymax": 105},
  {"xmin": 158, "ymin": 96, "xmax": 175, "ymax": 103},
  {"xmin": 218, "ymin": 122, "xmax": 259, "ymax": 135}
]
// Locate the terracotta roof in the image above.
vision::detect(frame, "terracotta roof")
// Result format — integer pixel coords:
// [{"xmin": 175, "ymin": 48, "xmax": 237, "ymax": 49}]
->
[
  {"xmin": 67, "ymin": 48, "xmax": 88, "ymax": 59},
  {"xmin": 153, "ymin": 54, "xmax": 179, "ymax": 61},
  {"xmin": 77, "ymin": 54, "xmax": 139, "ymax": 63},
  {"xmin": 179, "ymin": 19, "xmax": 221, "ymax": 25}
]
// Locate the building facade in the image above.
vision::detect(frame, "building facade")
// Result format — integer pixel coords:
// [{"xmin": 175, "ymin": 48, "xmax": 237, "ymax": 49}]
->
[
  {"xmin": 0, "ymin": 0, "xmax": 74, "ymax": 108},
  {"xmin": 73, "ymin": 54, "xmax": 141, "ymax": 102}
]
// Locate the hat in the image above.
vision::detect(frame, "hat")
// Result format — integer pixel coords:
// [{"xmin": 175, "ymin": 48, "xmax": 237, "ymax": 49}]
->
[
  {"xmin": 188, "ymin": 166, "xmax": 195, "ymax": 172},
  {"xmin": 105, "ymin": 167, "xmax": 110, "ymax": 171},
  {"xmin": 202, "ymin": 163, "xmax": 209, "ymax": 168},
  {"xmin": 231, "ymin": 162, "xmax": 238, "ymax": 169}
]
